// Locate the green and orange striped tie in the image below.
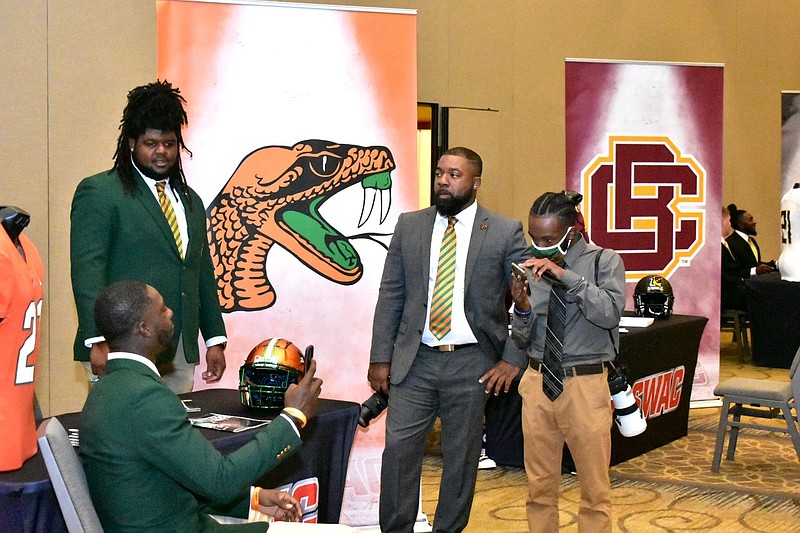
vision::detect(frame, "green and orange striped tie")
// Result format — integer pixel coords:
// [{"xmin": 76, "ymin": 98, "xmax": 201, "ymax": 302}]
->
[
  {"xmin": 155, "ymin": 180, "xmax": 184, "ymax": 258},
  {"xmin": 429, "ymin": 216, "xmax": 457, "ymax": 340}
]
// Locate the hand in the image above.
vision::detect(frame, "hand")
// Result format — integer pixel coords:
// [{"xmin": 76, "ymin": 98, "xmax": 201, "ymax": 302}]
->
[
  {"xmin": 367, "ymin": 362, "xmax": 390, "ymax": 395},
  {"xmin": 257, "ymin": 489, "xmax": 302, "ymax": 522},
  {"xmin": 524, "ymin": 257, "xmax": 566, "ymax": 282},
  {"xmin": 510, "ymin": 270, "xmax": 530, "ymax": 311},
  {"xmin": 89, "ymin": 341, "xmax": 110, "ymax": 376},
  {"xmin": 756, "ymin": 263, "xmax": 776, "ymax": 275},
  {"xmin": 479, "ymin": 360, "xmax": 521, "ymax": 395},
  {"xmin": 284, "ymin": 359, "xmax": 322, "ymax": 418},
  {"xmin": 202, "ymin": 344, "xmax": 226, "ymax": 383}
]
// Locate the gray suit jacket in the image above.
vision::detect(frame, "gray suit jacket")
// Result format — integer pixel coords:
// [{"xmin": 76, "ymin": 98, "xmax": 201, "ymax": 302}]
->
[{"xmin": 370, "ymin": 204, "xmax": 529, "ymax": 384}]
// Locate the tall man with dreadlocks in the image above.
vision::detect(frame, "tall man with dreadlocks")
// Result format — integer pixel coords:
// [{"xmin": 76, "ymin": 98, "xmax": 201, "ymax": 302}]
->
[
  {"xmin": 509, "ymin": 192, "xmax": 625, "ymax": 533},
  {"xmin": 71, "ymin": 80, "xmax": 227, "ymax": 394}
]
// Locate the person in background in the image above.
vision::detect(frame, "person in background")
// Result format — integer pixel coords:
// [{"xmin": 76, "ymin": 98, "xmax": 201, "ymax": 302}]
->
[
  {"xmin": 70, "ymin": 80, "xmax": 227, "ymax": 393},
  {"xmin": 721, "ymin": 205, "xmax": 747, "ymax": 311},
  {"xmin": 368, "ymin": 146, "xmax": 529, "ymax": 533},
  {"xmin": 509, "ymin": 191, "xmax": 625, "ymax": 533},
  {"xmin": 0, "ymin": 206, "xmax": 44, "ymax": 472},
  {"xmin": 721, "ymin": 203, "xmax": 776, "ymax": 311},
  {"xmin": 81, "ymin": 279, "xmax": 329, "ymax": 532}
]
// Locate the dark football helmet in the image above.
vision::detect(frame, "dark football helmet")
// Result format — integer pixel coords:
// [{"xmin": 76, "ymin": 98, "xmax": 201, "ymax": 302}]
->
[
  {"xmin": 239, "ymin": 338, "xmax": 306, "ymax": 409},
  {"xmin": 633, "ymin": 275, "xmax": 674, "ymax": 319}
]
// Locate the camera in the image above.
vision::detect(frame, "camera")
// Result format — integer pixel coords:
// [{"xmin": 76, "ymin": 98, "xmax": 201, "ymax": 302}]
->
[
  {"xmin": 358, "ymin": 391, "xmax": 389, "ymax": 428},
  {"xmin": 607, "ymin": 363, "xmax": 647, "ymax": 437}
]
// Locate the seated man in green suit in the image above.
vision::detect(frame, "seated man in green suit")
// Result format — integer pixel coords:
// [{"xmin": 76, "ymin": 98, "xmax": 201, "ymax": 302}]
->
[{"xmin": 81, "ymin": 280, "xmax": 323, "ymax": 532}]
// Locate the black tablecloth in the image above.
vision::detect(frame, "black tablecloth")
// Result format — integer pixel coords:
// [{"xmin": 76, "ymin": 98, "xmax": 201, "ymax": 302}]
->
[
  {"xmin": 746, "ymin": 273, "xmax": 800, "ymax": 368},
  {"xmin": 484, "ymin": 314, "xmax": 707, "ymax": 467},
  {"xmin": 0, "ymin": 391, "xmax": 359, "ymax": 532}
]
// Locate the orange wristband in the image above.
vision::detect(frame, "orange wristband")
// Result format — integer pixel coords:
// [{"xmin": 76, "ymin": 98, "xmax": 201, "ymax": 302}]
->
[
  {"xmin": 251, "ymin": 486, "xmax": 262, "ymax": 511},
  {"xmin": 282, "ymin": 407, "xmax": 307, "ymax": 428}
]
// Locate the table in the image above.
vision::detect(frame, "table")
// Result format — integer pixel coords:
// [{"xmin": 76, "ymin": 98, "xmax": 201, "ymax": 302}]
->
[
  {"xmin": 0, "ymin": 391, "xmax": 359, "ymax": 533},
  {"xmin": 484, "ymin": 314, "xmax": 707, "ymax": 467},
  {"xmin": 746, "ymin": 273, "xmax": 800, "ymax": 368}
]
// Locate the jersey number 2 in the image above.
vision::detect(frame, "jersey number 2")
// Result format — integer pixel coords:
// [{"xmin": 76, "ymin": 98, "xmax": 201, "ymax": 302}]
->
[{"xmin": 16, "ymin": 299, "xmax": 42, "ymax": 385}]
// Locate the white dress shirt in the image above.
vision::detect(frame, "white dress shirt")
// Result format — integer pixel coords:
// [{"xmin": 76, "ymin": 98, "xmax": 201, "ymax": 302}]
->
[{"xmin": 421, "ymin": 201, "xmax": 479, "ymax": 346}]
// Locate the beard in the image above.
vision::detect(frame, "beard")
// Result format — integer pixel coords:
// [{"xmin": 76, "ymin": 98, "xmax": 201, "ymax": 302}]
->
[
  {"xmin": 132, "ymin": 154, "xmax": 176, "ymax": 181},
  {"xmin": 157, "ymin": 327, "xmax": 175, "ymax": 354},
  {"xmin": 435, "ymin": 190, "xmax": 474, "ymax": 217}
]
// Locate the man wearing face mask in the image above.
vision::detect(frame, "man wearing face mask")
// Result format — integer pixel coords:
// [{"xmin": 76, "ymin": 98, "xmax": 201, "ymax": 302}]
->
[{"xmin": 509, "ymin": 192, "xmax": 625, "ymax": 533}]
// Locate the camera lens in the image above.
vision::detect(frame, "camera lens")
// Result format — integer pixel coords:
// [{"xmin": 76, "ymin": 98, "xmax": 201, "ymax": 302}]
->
[{"xmin": 358, "ymin": 391, "xmax": 389, "ymax": 428}]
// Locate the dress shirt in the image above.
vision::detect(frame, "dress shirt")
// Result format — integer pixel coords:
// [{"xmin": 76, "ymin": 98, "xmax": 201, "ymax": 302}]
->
[
  {"xmin": 421, "ymin": 201, "xmax": 479, "ymax": 346},
  {"xmin": 133, "ymin": 163, "xmax": 189, "ymax": 257},
  {"xmin": 107, "ymin": 352, "xmax": 161, "ymax": 376},
  {"xmin": 734, "ymin": 228, "xmax": 759, "ymax": 275}
]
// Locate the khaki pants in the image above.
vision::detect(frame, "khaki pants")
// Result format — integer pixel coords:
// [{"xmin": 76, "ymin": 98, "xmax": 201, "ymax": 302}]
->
[{"xmin": 519, "ymin": 365, "xmax": 613, "ymax": 533}]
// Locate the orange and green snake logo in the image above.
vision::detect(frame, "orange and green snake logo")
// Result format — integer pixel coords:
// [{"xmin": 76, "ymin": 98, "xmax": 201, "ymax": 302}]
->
[{"xmin": 207, "ymin": 140, "xmax": 395, "ymax": 312}]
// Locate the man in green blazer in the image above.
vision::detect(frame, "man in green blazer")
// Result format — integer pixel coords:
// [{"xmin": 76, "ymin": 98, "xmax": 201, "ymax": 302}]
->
[
  {"xmin": 81, "ymin": 280, "xmax": 323, "ymax": 532},
  {"xmin": 71, "ymin": 81, "xmax": 226, "ymax": 393}
]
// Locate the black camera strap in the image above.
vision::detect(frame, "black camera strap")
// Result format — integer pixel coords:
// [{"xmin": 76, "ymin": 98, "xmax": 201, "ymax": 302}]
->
[{"xmin": 593, "ymin": 248, "xmax": 621, "ymax": 369}]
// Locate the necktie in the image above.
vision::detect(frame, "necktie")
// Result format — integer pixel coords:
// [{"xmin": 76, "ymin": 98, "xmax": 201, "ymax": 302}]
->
[
  {"xmin": 747, "ymin": 237, "xmax": 759, "ymax": 262},
  {"xmin": 542, "ymin": 282, "xmax": 567, "ymax": 401},
  {"xmin": 155, "ymin": 180, "xmax": 184, "ymax": 258},
  {"xmin": 429, "ymin": 217, "xmax": 457, "ymax": 340}
]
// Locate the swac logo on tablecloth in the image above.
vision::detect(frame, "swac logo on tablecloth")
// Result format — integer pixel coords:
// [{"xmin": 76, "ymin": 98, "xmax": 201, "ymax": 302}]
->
[
  {"xmin": 631, "ymin": 365, "xmax": 685, "ymax": 420},
  {"xmin": 581, "ymin": 136, "xmax": 706, "ymax": 281},
  {"xmin": 276, "ymin": 477, "xmax": 320, "ymax": 523}
]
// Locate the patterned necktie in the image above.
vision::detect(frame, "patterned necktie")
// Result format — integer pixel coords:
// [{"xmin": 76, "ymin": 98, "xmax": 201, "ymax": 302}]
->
[
  {"xmin": 747, "ymin": 237, "xmax": 759, "ymax": 262},
  {"xmin": 542, "ymin": 281, "xmax": 567, "ymax": 401},
  {"xmin": 155, "ymin": 180, "xmax": 184, "ymax": 258},
  {"xmin": 429, "ymin": 216, "xmax": 457, "ymax": 340}
]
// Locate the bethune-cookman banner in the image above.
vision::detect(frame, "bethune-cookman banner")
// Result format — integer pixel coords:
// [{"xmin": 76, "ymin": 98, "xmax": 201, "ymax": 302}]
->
[
  {"xmin": 157, "ymin": 0, "xmax": 417, "ymax": 525},
  {"xmin": 565, "ymin": 60, "xmax": 723, "ymax": 402}
]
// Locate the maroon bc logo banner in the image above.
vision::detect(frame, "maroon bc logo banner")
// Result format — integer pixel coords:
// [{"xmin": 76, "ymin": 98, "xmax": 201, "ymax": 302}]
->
[{"xmin": 566, "ymin": 60, "xmax": 723, "ymax": 402}]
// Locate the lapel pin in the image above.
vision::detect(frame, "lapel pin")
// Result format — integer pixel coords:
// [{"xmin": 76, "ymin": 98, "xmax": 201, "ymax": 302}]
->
[{"xmin": 480, "ymin": 224, "xmax": 488, "ymax": 230}]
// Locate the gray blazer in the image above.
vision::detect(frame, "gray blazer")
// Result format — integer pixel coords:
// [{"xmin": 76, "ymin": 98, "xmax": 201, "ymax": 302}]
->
[{"xmin": 370, "ymin": 204, "xmax": 529, "ymax": 384}]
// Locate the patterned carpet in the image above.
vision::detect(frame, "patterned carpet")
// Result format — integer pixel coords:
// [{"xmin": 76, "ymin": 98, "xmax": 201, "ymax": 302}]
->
[{"xmin": 421, "ymin": 335, "xmax": 800, "ymax": 532}]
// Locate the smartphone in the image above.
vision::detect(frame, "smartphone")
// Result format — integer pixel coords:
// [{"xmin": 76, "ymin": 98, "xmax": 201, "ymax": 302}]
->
[
  {"xmin": 511, "ymin": 262, "xmax": 527, "ymax": 280},
  {"xmin": 304, "ymin": 345, "xmax": 314, "ymax": 376}
]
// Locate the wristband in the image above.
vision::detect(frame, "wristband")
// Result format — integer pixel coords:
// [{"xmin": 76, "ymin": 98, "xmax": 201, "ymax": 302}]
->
[
  {"xmin": 514, "ymin": 306, "xmax": 532, "ymax": 317},
  {"xmin": 251, "ymin": 486, "xmax": 262, "ymax": 511},
  {"xmin": 282, "ymin": 407, "xmax": 307, "ymax": 428}
]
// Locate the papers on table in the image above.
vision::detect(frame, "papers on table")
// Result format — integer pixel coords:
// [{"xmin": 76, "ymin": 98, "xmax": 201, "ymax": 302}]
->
[
  {"xmin": 619, "ymin": 316, "xmax": 655, "ymax": 328},
  {"xmin": 190, "ymin": 413, "xmax": 271, "ymax": 433}
]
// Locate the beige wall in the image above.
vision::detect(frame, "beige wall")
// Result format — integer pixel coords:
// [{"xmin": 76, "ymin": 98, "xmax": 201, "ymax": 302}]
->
[{"xmin": 3, "ymin": 0, "xmax": 798, "ymax": 415}]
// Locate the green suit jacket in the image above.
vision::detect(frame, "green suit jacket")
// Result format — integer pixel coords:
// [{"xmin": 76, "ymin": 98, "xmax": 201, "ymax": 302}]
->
[
  {"xmin": 70, "ymin": 169, "xmax": 225, "ymax": 363},
  {"xmin": 81, "ymin": 358, "xmax": 301, "ymax": 532}
]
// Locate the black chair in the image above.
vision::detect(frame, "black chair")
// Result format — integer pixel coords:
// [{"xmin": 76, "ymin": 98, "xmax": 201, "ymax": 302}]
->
[{"xmin": 721, "ymin": 308, "xmax": 750, "ymax": 362}]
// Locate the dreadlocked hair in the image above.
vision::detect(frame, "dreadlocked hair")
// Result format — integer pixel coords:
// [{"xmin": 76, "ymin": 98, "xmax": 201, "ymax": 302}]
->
[
  {"xmin": 530, "ymin": 191, "xmax": 579, "ymax": 226},
  {"xmin": 112, "ymin": 80, "xmax": 192, "ymax": 204},
  {"xmin": 727, "ymin": 203, "xmax": 745, "ymax": 231}
]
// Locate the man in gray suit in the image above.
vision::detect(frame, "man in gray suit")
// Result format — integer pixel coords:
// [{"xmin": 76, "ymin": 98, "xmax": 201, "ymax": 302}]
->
[{"xmin": 368, "ymin": 147, "xmax": 529, "ymax": 533}]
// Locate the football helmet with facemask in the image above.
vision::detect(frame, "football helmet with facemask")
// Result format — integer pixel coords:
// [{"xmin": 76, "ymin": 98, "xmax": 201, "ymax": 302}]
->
[
  {"xmin": 239, "ymin": 338, "xmax": 306, "ymax": 409},
  {"xmin": 633, "ymin": 275, "xmax": 674, "ymax": 319}
]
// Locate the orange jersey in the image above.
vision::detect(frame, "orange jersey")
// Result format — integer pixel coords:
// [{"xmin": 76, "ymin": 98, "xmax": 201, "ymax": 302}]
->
[{"xmin": 0, "ymin": 231, "xmax": 44, "ymax": 471}]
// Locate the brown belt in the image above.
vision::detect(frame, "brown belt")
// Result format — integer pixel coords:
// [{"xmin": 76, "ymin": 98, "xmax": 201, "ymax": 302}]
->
[
  {"xmin": 529, "ymin": 359, "xmax": 605, "ymax": 377},
  {"xmin": 425, "ymin": 343, "xmax": 479, "ymax": 352}
]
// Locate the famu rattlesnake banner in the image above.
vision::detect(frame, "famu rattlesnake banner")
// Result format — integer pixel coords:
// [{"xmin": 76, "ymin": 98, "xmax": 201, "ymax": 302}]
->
[{"xmin": 158, "ymin": 0, "xmax": 417, "ymax": 525}]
